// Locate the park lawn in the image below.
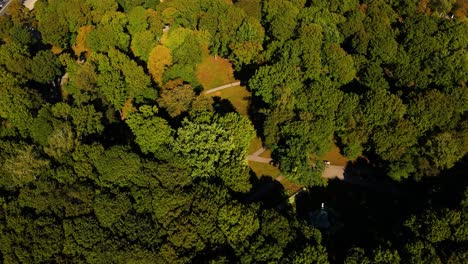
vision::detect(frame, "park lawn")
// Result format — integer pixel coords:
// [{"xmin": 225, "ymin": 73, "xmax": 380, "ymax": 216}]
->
[
  {"xmin": 51, "ymin": 45, "xmax": 63, "ymax": 55},
  {"xmin": 211, "ymin": 85, "xmax": 251, "ymax": 116},
  {"xmin": 259, "ymin": 149, "xmax": 272, "ymax": 158},
  {"xmin": 248, "ymin": 161, "xmax": 281, "ymax": 179},
  {"xmin": 321, "ymin": 142, "xmax": 349, "ymax": 166},
  {"xmin": 248, "ymin": 161, "xmax": 303, "ymax": 195},
  {"xmin": 248, "ymin": 137, "xmax": 272, "ymax": 157},
  {"xmin": 248, "ymin": 137, "xmax": 263, "ymax": 155},
  {"xmin": 196, "ymin": 56, "xmax": 236, "ymax": 90},
  {"xmin": 279, "ymin": 178, "xmax": 304, "ymax": 196}
]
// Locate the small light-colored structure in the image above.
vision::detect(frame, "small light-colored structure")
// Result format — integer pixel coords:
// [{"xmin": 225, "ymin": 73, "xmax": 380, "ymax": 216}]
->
[{"xmin": 23, "ymin": 0, "xmax": 38, "ymax": 10}]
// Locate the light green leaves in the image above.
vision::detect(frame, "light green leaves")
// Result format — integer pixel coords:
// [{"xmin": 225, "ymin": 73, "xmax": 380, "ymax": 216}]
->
[
  {"xmin": 174, "ymin": 113, "xmax": 255, "ymax": 178},
  {"xmin": 93, "ymin": 146, "xmax": 142, "ymax": 187},
  {"xmin": 125, "ymin": 105, "xmax": 173, "ymax": 155},
  {"xmin": 218, "ymin": 204, "xmax": 259, "ymax": 245},
  {"xmin": 174, "ymin": 120, "xmax": 234, "ymax": 178}
]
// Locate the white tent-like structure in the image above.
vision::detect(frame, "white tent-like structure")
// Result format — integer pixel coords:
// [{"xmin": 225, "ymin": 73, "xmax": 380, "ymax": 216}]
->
[{"xmin": 23, "ymin": 0, "xmax": 37, "ymax": 10}]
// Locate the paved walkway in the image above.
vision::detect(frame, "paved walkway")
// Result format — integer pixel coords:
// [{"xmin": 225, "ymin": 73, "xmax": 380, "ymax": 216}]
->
[
  {"xmin": 246, "ymin": 146, "xmax": 280, "ymax": 185},
  {"xmin": 247, "ymin": 147, "xmax": 403, "ymax": 203},
  {"xmin": 247, "ymin": 147, "xmax": 348, "ymax": 202},
  {"xmin": 0, "ymin": 0, "xmax": 13, "ymax": 16},
  {"xmin": 1, "ymin": 0, "xmax": 37, "ymax": 16},
  {"xmin": 322, "ymin": 165, "xmax": 345, "ymax": 180},
  {"xmin": 247, "ymin": 147, "xmax": 346, "ymax": 180},
  {"xmin": 204, "ymin": 81, "xmax": 241, "ymax": 94},
  {"xmin": 251, "ymin": 147, "xmax": 266, "ymax": 157},
  {"xmin": 247, "ymin": 155, "xmax": 272, "ymax": 163},
  {"xmin": 247, "ymin": 146, "xmax": 273, "ymax": 164}
]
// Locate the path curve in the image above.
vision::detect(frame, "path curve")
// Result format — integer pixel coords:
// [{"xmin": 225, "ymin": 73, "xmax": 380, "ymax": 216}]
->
[
  {"xmin": 247, "ymin": 147, "xmax": 346, "ymax": 180},
  {"xmin": 247, "ymin": 146, "xmax": 401, "ymax": 202},
  {"xmin": 251, "ymin": 147, "xmax": 267, "ymax": 157},
  {"xmin": 204, "ymin": 81, "xmax": 241, "ymax": 94},
  {"xmin": 247, "ymin": 147, "xmax": 272, "ymax": 164}
]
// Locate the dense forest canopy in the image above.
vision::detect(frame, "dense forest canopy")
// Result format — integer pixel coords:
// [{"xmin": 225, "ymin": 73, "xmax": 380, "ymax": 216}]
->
[{"xmin": 0, "ymin": 0, "xmax": 467, "ymax": 263}]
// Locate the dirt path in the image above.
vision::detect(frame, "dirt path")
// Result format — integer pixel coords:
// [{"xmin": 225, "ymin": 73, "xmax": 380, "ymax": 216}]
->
[{"xmin": 204, "ymin": 81, "xmax": 241, "ymax": 94}]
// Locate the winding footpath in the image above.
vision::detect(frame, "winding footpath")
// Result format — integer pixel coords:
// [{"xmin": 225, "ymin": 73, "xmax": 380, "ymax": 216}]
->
[
  {"xmin": 206, "ymin": 81, "xmax": 347, "ymax": 186},
  {"xmin": 204, "ymin": 82, "xmax": 241, "ymax": 94},
  {"xmin": 247, "ymin": 147, "xmax": 345, "ymax": 180},
  {"xmin": 247, "ymin": 147, "xmax": 274, "ymax": 164},
  {"xmin": 247, "ymin": 147, "xmax": 401, "ymax": 198}
]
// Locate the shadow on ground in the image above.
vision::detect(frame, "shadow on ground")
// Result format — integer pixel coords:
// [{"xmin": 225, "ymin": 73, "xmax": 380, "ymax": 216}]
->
[
  {"xmin": 293, "ymin": 156, "xmax": 468, "ymax": 262},
  {"xmin": 246, "ymin": 175, "xmax": 287, "ymax": 208},
  {"xmin": 212, "ymin": 97, "xmax": 237, "ymax": 115}
]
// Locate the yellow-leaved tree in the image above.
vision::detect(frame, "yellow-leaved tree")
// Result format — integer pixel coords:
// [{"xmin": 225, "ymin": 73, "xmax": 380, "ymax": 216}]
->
[
  {"xmin": 72, "ymin": 25, "xmax": 93, "ymax": 57},
  {"xmin": 147, "ymin": 45, "xmax": 172, "ymax": 85}
]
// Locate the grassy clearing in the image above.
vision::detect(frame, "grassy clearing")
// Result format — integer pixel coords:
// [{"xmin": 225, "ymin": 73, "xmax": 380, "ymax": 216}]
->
[
  {"xmin": 211, "ymin": 85, "xmax": 251, "ymax": 116},
  {"xmin": 248, "ymin": 161, "xmax": 281, "ymax": 179},
  {"xmin": 321, "ymin": 142, "xmax": 349, "ymax": 166},
  {"xmin": 259, "ymin": 149, "xmax": 272, "ymax": 158},
  {"xmin": 248, "ymin": 137, "xmax": 263, "ymax": 155},
  {"xmin": 280, "ymin": 178, "xmax": 304, "ymax": 196},
  {"xmin": 199, "ymin": 63, "xmax": 301, "ymax": 195},
  {"xmin": 196, "ymin": 56, "xmax": 236, "ymax": 90},
  {"xmin": 248, "ymin": 161, "xmax": 303, "ymax": 195},
  {"xmin": 51, "ymin": 46, "xmax": 63, "ymax": 55},
  {"xmin": 248, "ymin": 137, "xmax": 272, "ymax": 158}
]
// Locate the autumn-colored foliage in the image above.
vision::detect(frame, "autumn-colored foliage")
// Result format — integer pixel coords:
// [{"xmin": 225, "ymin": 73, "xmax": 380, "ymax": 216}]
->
[
  {"xmin": 72, "ymin": 25, "xmax": 93, "ymax": 57},
  {"xmin": 120, "ymin": 98, "xmax": 136, "ymax": 120},
  {"xmin": 147, "ymin": 45, "xmax": 172, "ymax": 85},
  {"xmin": 196, "ymin": 56, "xmax": 236, "ymax": 90}
]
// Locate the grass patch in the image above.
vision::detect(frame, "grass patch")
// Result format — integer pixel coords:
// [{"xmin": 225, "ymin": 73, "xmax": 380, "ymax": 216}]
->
[
  {"xmin": 248, "ymin": 161, "xmax": 281, "ymax": 179},
  {"xmin": 249, "ymin": 162, "xmax": 303, "ymax": 195},
  {"xmin": 280, "ymin": 178, "xmax": 304, "ymax": 196},
  {"xmin": 248, "ymin": 137, "xmax": 263, "ymax": 155},
  {"xmin": 196, "ymin": 56, "xmax": 236, "ymax": 89},
  {"xmin": 321, "ymin": 142, "xmax": 349, "ymax": 166},
  {"xmin": 248, "ymin": 137, "xmax": 272, "ymax": 158},
  {"xmin": 259, "ymin": 149, "xmax": 272, "ymax": 159},
  {"xmin": 51, "ymin": 46, "xmax": 63, "ymax": 55},
  {"xmin": 211, "ymin": 86, "xmax": 251, "ymax": 116}
]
